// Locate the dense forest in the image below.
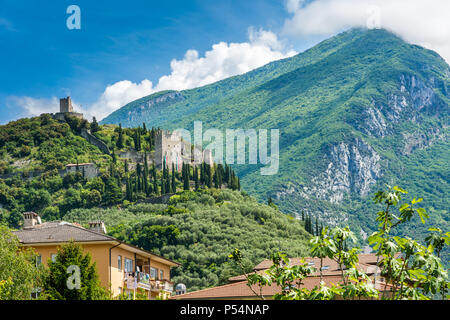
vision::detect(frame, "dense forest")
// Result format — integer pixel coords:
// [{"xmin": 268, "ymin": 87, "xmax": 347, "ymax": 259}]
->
[{"xmin": 63, "ymin": 188, "xmax": 311, "ymax": 291}]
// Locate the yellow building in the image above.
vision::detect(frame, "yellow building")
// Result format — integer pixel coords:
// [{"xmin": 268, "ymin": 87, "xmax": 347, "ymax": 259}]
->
[{"xmin": 13, "ymin": 212, "xmax": 180, "ymax": 299}]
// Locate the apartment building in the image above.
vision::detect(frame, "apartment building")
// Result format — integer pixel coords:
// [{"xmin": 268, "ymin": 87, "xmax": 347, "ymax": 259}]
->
[{"xmin": 13, "ymin": 212, "xmax": 180, "ymax": 299}]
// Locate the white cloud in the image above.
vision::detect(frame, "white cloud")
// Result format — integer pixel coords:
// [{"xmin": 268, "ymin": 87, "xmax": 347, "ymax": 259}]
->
[
  {"xmin": 8, "ymin": 96, "xmax": 60, "ymax": 117},
  {"xmin": 78, "ymin": 28, "xmax": 296, "ymax": 120},
  {"xmin": 8, "ymin": 96, "xmax": 85, "ymax": 119},
  {"xmin": 85, "ymin": 79, "xmax": 153, "ymax": 121},
  {"xmin": 12, "ymin": 27, "xmax": 296, "ymax": 122},
  {"xmin": 154, "ymin": 27, "xmax": 296, "ymax": 92},
  {"xmin": 282, "ymin": 0, "xmax": 450, "ymax": 63}
]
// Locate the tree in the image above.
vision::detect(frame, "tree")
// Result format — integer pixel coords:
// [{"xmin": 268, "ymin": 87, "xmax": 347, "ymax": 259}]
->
[
  {"xmin": 0, "ymin": 226, "xmax": 43, "ymax": 300},
  {"xmin": 85, "ymin": 189, "xmax": 102, "ymax": 208},
  {"xmin": 43, "ymin": 241, "xmax": 108, "ymax": 300},
  {"xmin": 193, "ymin": 166, "xmax": 199, "ymax": 190},
  {"xmin": 116, "ymin": 124, "xmax": 124, "ymax": 149},
  {"xmin": 182, "ymin": 163, "xmax": 190, "ymax": 191},
  {"xmin": 231, "ymin": 186, "xmax": 449, "ymax": 300},
  {"xmin": 90, "ymin": 117, "xmax": 99, "ymax": 133},
  {"xmin": 171, "ymin": 163, "xmax": 176, "ymax": 193},
  {"xmin": 103, "ymin": 178, "xmax": 122, "ymax": 205},
  {"xmin": 24, "ymin": 188, "xmax": 51, "ymax": 213},
  {"xmin": 368, "ymin": 185, "xmax": 449, "ymax": 300}
]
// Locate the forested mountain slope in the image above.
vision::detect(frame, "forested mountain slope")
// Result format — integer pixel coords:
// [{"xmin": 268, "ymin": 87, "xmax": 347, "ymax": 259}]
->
[{"xmin": 102, "ymin": 28, "xmax": 449, "ymax": 241}]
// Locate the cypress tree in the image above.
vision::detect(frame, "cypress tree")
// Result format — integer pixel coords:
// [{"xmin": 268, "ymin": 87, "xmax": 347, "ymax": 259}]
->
[
  {"xmin": 117, "ymin": 124, "xmax": 124, "ymax": 149},
  {"xmin": 171, "ymin": 163, "xmax": 176, "ymax": 193},
  {"xmin": 315, "ymin": 216, "xmax": 319, "ymax": 237},
  {"xmin": 194, "ymin": 166, "xmax": 199, "ymax": 190},
  {"xmin": 213, "ymin": 170, "xmax": 219, "ymax": 188},
  {"xmin": 166, "ymin": 176, "xmax": 171, "ymax": 194},
  {"xmin": 124, "ymin": 159, "xmax": 128, "ymax": 173},
  {"xmin": 183, "ymin": 164, "xmax": 190, "ymax": 191},
  {"xmin": 91, "ymin": 116, "xmax": 100, "ymax": 133},
  {"xmin": 152, "ymin": 163, "xmax": 158, "ymax": 195},
  {"xmin": 143, "ymin": 153, "xmax": 149, "ymax": 195},
  {"xmin": 161, "ymin": 174, "xmax": 165, "ymax": 194},
  {"xmin": 217, "ymin": 164, "xmax": 223, "ymax": 188},
  {"xmin": 206, "ymin": 164, "xmax": 212, "ymax": 188}
]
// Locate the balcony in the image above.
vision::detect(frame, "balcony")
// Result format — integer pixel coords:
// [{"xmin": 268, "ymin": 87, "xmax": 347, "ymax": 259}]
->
[{"xmin": 124, "ymin": 272, "xmax": 173, "ymax": 293}]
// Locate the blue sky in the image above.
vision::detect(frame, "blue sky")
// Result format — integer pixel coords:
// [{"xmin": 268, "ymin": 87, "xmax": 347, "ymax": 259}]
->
[{"xmin": 1, "ymin": 0, "xmax": 448, "ymax": 124}]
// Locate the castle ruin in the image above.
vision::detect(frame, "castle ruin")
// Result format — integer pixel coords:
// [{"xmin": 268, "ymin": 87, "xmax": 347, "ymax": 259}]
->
[
  {"xmin": 53, "ymin": 96, "xmax": 84, "ymax": 121},
  {"xmin": 154, "ymin": 130, "xmax": 213, "ymax": 171}
]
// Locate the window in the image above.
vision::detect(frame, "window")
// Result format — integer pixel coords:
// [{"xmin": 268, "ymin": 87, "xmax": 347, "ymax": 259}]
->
[
  {"xmin": 118, "ymin": 287, "xmax": 122, "ymax": 295},
  {"xmin": 160, "ymin": 269, "xmax": 164, "ymax": 281},
  {"xmin": 118, "ymin": 255, "xmax": 122, "ymax": 271},
  {"xmin": 150, "ymin": 267, "xmax": 157, "ymax": 279},
  {"xmin": 321, "ymin": 266, "xmax": 330, "ymax": 270},
  {"xmin": 124, "ymin": 258, "xmax": 133, "ymax": 273},
  {"xmin": 51, "ymin": 254, "xmax": 57, "ymax": 262},
  {"xmin": 36, "ymin": 255, "xmax": 42, "ymax": 267}
]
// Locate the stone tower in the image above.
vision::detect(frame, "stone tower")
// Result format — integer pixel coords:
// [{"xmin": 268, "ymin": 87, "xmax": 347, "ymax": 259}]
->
[
  {"xmin": 154, "ymin": 130, "xmax": 183, "ymax": 170},
  {"xmin": 60, "ymin": 96, "xmax": 73, "ymax": 113}
]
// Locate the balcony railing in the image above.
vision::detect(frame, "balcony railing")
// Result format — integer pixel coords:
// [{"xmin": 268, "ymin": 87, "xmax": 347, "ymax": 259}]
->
[{"xmin": 124, "ymin": 272, "xmax": 173, "ymax": 293}]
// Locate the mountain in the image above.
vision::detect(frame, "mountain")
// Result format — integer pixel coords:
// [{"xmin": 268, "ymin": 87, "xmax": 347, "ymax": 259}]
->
[{"xmin": 101, "ymin": 28, "xmax": 449, "ymax": 242}]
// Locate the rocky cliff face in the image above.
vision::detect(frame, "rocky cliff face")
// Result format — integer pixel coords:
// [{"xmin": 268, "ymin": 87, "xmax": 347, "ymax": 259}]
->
[
  {"xmin": 276, "ymin": 72, "xmax": 447, "ymax": 222},
  {"xmin": 311, "ymin": 138, "xmax": 381, "ymax": 204},
  {"xmin": 109, "ymin": 91, "xmax": 185, "ymax": 126}
]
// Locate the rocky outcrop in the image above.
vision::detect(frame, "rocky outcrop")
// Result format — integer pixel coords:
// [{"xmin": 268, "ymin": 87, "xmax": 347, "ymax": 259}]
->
[
  {"xmin": 402, "ymin": 128, "xmax": 444, "ymax": 155},
  {"xmin": 359, "ymin": 102, "xmax": 389, "ymax": 137},
  {"xmin": 381, "ymin": 74, "xmax": 448, "ymax": 124},
  {"xmin": 311, "ymin": 138, "xmax": 381, "ymax": 203},
  {"xmin": 125, "ymin": 91, "xmax": 185, "ymax": 123},
  {"xmin": 276, "ymin": 138, "xmax": 381, "ymax": 205}
]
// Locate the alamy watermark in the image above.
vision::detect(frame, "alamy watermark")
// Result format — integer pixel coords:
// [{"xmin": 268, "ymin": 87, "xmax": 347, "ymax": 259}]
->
[
  {"xmin": 66, "ymin": 5, "xmax": 81, "ymax": 30},
  {"xmin": 66, "ymin": 265, "xmax": 81, "ymax": 290},
  {"xmin": 171, "ymin": 121, "xmax": 279, "ymax": 176}
]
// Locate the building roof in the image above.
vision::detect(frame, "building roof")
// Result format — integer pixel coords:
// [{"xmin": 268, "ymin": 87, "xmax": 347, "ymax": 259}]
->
[
  {"xmin": 171, "ymin": 275, "xmax": 391, "ymax": 300},
  {"xmin": 228, "ymin": 254, "xmax": 381, "ymax": 283},
  {"xmin": 13, "ymin": 221, "xmax": 113, "ymax": 243},
  {"xmin": 12, "ymin": 221, "xmax": 180, "ymax": 267}
]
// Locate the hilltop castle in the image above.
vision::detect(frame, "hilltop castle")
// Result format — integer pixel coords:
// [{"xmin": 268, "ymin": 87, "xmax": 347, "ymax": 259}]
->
[
  {"xmin": 154, "ymin": 130, "xmax": 213, "ymax": 171},
  {"xmin": 119, "ymin": 130, "xmax": 213, "ymax": 171},
  {"xmin": 53, "ymin": 96, "xmax": 84, "ymax": 121}
]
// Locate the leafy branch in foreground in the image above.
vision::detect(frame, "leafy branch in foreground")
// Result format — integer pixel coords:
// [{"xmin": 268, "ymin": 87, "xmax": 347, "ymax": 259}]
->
[
  {"xmin": 369, "ymin": 185, "xmax": 448, "ymax": 300},
  {"xmin": 230, "ymin": 185, "xmax": 448, "ymax": 300}
]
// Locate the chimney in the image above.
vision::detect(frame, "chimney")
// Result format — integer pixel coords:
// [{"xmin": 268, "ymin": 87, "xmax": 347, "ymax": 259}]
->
[
  {"xmin": 23, "ymin": 212, "xmax": 41, "ymax": 228},
  {"xmin": 88, "ymin": 221, "xmax": 106, "ymax": 234}
]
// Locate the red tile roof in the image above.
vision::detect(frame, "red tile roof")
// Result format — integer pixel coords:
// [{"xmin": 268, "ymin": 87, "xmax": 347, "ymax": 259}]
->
[
  {"xmin": 172, "ymin": 254, "xmax": 393, "ymax": 300},
  {"xmin": 171, "ymin": 275, "xmax": 391, "ymax": 300},
  {"xmin": 229, "ymin": 254, "xmax": 382, "ymax": 282}
]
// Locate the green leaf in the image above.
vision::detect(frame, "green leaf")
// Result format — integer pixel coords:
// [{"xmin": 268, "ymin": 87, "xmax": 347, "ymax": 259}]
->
[
  {"xmin": 393, "ymin": 186, "xmax": 407, "ymax": 194},
  {"xmin": 416, "ymin": 208, "xmax": 429, "ymax": 224}
]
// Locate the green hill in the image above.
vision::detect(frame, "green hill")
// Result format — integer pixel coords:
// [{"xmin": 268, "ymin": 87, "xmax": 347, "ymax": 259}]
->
[
  {"xmin": 101, "ymin": 28, "xmax": 450, "ymax": 242},
  {"xmin": 63, "ymin": 188, "xmax": 311, "ymax": 291}
]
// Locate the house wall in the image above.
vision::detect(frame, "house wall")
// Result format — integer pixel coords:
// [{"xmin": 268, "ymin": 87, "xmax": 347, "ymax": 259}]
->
[{"xmin": 25, "ymin": 242, "xmax": 174, "ymax": 299}]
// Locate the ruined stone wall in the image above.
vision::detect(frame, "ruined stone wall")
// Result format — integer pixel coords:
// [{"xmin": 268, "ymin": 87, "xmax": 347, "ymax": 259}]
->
[{"xmin": 80, "ymin": 128, "xmax": 110, "ymax": 155}]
